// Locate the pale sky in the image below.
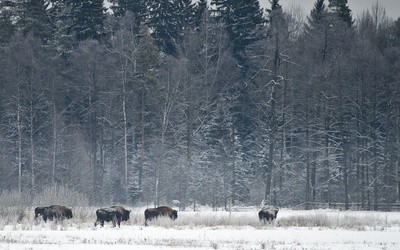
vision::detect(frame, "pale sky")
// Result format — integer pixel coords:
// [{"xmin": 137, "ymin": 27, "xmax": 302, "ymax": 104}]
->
[{"xmin": 259, "ymin": 0, "xmax": 400, "ymax": 20}]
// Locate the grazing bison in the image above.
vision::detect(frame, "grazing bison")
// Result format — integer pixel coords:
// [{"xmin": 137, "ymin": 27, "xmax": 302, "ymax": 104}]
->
[
  {"xmin": 258, "ymin": 206, "xmax": 279, "ymax": 223},
  {"xmin": 110, "ymin": 205, "xmax": 131, "ymax": 222},
  {"xmin": 95, "ymin": 207, "xmax": 122, "ymax": 227},
  {"xmin": 144, "ymin": 206, "xmax": 178, "ymax": 226},
  {"xmin": 35, "ymin": 205, "xmax": 73, "ymax": 222}
]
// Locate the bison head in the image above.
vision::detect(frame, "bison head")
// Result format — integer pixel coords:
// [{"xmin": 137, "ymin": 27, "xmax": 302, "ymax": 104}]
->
[
  {"xmin": 170, "ymin": 210, "xmax": 178, "ymax": 220},
  {"xmin": 122, "ymin": 210, "xmax": 130, "ymax": 221},
  {"xmin": 65, "ymin": 208, "xmax": 73, "ymax": 219},
  {"xmin": 34, "ymin": 206, "xmax": 47, "ymax": 218}
]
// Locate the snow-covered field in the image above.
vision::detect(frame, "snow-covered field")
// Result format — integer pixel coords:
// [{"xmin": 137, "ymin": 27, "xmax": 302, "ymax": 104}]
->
[{"xmin": 1, "ymin": 207, "xmax": 400, "ymax": 249}]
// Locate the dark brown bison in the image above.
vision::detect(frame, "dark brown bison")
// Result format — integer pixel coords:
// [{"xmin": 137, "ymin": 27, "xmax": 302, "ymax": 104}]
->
[
  {"xmin": 35, "ymin": 205, "xmax": 73, "ymax": 222},
  {"xmin": 34, "ymin": 206, "xmax": 47, "ymax": 220},
  {"xmin": 258, "ymin": 206, "xmax": 279, "ymax": 223},
  {"xmin": 144, "ymin": 206, "xmax": 178, "ymax": 226},
  {"xmin": 95, "ymin": 207, "xmax": 123, "ymax": 227},
  {"xmin": 110, "ymin": 205, "xmax": 131, "ymax": 222}
]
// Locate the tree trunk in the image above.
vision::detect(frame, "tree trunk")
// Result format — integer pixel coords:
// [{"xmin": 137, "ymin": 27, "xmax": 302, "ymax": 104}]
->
[
  {"xmin": 122, "ymin": 70, "xmax": 129, "ymax": 189},
  {"xmin": 29, "ymin": 93, "xmax": 35, "ymax": 193},
  {"xmin": 324, "ymin": 115, "xmax": 331, "ymax": 204},
  {"xmin": 264, "ymin": 24, "xmax": 280, "ymax": 204},
  {"xmin": 51, "ymin": 87, "xmax": 57, "ymax": 187},
  {"xmin": 311, "ymin": 151, "xmax": 317, "ymax": 202},
  {"xmin": 139, "ymin": 83, "xmax": 145, "ymax": 198},
  {"xmin": 305, "ymin": 128, "xmax": 311, "ymax": 209},
  {"xmin": 17, "ymin": 87, "xmax": 22, "ymax": 193}
]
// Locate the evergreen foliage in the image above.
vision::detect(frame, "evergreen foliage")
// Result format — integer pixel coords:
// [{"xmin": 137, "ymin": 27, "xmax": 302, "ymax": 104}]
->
[
  {"xmin": 328, "ymin": 0, "xmax": 353, "ymax": 26},
  {"xmin": 147, "ymin": 0, "xmax": 180, "ymax": 55},
  {"xmin": 110, "ymin": 0, "xmax": 147, "ymax": 30},
  {"xmin": 0, "ymin": 1, "xmax": 16, "ymax": 44},
  {"xmin": 64, "ymin": 0, "xmax": 107, "ymax": 42}
]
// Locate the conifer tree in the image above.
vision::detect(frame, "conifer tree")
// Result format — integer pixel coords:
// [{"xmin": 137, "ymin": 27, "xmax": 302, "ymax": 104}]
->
[
  {"xmin": 328, "ymin": 0, "xmax": 352, "ymax": 26},
  {"xmin": 10, "ymin": 0, "xmax": 53, "ymax": 43},
  {"xmin": 304, "ymin": 0, "xmax": 331, "ymax": 62},
  {"xmin": 177, "ymin": 0, "xmax": 196, "ymax": 31},
  {"xmin": 194, "ymin": 0, "xmax": 207, "ymax": 29},
  {"xmin": 49, "ymin": 1, "xmax": 76, "ymax": 57},
  {"xmin": 148, "ymin": 0, "xmax": 179, "ymax": 55},
  {"xmin": 72, "ymin": 0, "xmax": 106, "ymax": 41},
  {"xmin": 0, "ymin": 1, "xmax": 16, "ymax": 44},
  {"xmin": 223, "ymin": 0, "xmax": 265, "ymax": 70},
  {"xmin": 52, "ymin": 0, "xmax": 106, "ymax": 42},
  {"xmin": 109, "ymin": 0, "xmax": 147, "ymax": 30}
]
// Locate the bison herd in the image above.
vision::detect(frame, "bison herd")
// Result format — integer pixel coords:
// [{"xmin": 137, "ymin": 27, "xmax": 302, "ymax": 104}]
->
[{"xmin": 34, "ymin": 205, "xmax": 279, "ymax": 227}]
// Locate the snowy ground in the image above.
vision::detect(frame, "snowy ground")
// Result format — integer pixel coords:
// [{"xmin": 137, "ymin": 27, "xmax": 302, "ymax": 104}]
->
[{"xmin": 1, "ymin": 207, "xmax": 400, "ymax": 249}]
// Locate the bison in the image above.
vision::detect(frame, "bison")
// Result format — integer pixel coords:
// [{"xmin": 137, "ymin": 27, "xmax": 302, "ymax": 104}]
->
[
  {"xmin": 258, "ymin": 206, "xmax": 279, "ymax": 223},
  {"xmin": 94, "ymin": 207, "xmax": 123, "ymax": 227},
  {"xmin": 144, "ymin": 206, "xmax": 178, "ymax": 226},
  {"xmin": 35, "ymin": 205, "xmax": 73, "ymax": 223},
  {"xmin": 110, "ymin": 205, "xmax": 131, "ymax": 222}
]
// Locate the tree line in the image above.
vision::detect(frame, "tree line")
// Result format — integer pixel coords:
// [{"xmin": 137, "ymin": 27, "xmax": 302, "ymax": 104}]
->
[{"xmin": 0, "ymin": 0, "xmax": 399, "ymax": 210}]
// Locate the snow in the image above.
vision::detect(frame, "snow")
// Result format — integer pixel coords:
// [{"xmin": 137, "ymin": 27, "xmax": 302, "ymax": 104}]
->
[{"xmin": 1, "ymin": 208, "xmax": 400, "ymax": 250}]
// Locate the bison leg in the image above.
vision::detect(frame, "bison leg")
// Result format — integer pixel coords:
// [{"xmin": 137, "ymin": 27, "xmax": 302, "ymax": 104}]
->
[{"xmin": 111, "ymin": 215, "xmax": 117, "ymax": 227}]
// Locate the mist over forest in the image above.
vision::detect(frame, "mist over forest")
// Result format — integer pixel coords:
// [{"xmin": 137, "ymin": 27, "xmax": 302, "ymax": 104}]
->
[{"xmin": 0, "ymin": 0, "xmax": 399, "ymax": 210}]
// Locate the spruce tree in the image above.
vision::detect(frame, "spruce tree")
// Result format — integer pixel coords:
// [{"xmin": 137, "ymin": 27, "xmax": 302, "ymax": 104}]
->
[
  {"xmin": 214, "ymin": 0, "xmax": 265, "ymax": 71},
  {"xmin": 194, "ymin": 0, "xmax": 207, "ymax": 30},
  {"xmin": 48, "ymin": 0, "xmax": 76, "ymax": 56},
  {"xmin": 109, "ymin": 0, "xmax": 147, "ymax": 30},
  {"xmin": 11, "ymin": 0, "xmax": 53, "ymax": 43},
  {"xmin": 177, "ymin": 0, "xmax": 196, "ymax": 31},
  {"xmin": 0, "ymin": 1, "xmax": 16, "ymax": 44},
  {"xmin": 328, "ymin": 0, "xmax": 352, "ymax": 26},
  {"xmin": 304, "ymin": 0, "xmax": 331, "ymax": 62},
  {"xmin": 147, "ymin": 0, "xmax": 179, "ymax": 55},
  {"xmin": 67, "ymin": 0, "xmax": 107, "ymax": 42},
  {"xmin": 394, "ymin": 18, "xmax": 400, "ymax": 47},
  {"xmin": 308, "ymin": 0, "xmax": 327, "ymax": 25}
]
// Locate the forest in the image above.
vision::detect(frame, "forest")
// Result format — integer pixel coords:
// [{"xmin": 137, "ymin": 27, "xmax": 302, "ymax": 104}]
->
[{"xmin": 0, "ymin": 0, "xmax": 399, "ymax": 210}]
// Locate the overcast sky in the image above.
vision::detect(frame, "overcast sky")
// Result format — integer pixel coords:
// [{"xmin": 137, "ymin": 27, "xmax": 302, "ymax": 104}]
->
[{"xmin": 259, "ymin": 0, "xmax": 400, "ymax": 20}]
